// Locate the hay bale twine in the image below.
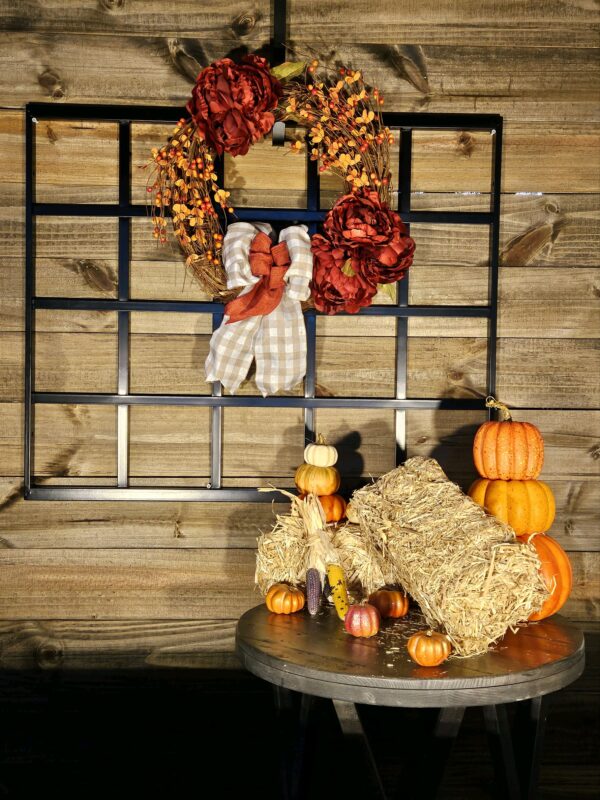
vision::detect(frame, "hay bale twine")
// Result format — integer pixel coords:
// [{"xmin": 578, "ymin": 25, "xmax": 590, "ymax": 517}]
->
[{"xmin": 349, "ymin": 457, "xmax": 548, "ymax": 656}]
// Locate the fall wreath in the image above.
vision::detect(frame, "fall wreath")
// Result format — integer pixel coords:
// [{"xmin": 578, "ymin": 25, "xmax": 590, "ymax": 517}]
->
[{"xmin": 149, "ymin": 55, "xmax": 415, "ymax": 315}]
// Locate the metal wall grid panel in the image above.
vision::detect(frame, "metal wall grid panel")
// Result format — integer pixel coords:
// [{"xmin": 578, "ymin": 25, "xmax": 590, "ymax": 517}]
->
[{"xmin": 24, "ymin": 102, "xmax": 503, "ymax": 501}]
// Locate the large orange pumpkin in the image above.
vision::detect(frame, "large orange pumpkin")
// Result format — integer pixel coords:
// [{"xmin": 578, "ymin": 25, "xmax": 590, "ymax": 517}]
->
[
  {"xmin": 295, "ymin": 463, "xmax": 340, "ymax": 495},
  {"xmin": 468, "ymin": 478, "xmax": 555, "ymax": 535},
  {"xmin": 473, "ymin": 397, "xmax": 544, "ymax": 480},
  {"xmin": 519, "ymin": 533, "xmax": 572, "ymax": 621}
]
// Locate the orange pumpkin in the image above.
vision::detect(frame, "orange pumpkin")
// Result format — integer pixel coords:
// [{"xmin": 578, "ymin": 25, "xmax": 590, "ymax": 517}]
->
[
  {"xmin": 265, "ymin": 583, "xmax": 305, "ymax": 615},
  {"xmin": 468, "ymin": 478, "xmax": 555, "ymax": 535},
  {"xmin": 344, "ymin": 604, "xmax": 380, "ymax": 638},
  {"xmin": 317, "ymin": 494, "xmax": 346, "ymax": 522},
  {"xmin": 519, "ymin": 533, "xmax": 572, "ymax": 621},
  {"xmin": 407, "ymin": 631, "xmax": 452, "ymax": 667},
  {"xmin": 295, "ymin": 463, "xmax": 340, "ymax": 495},
  {"xmin": 368, "ymin": 589, "xmax": 409, "ymax": 619},
  {"xmin": 473, "ymin": 397, "xmax": 544, "ymax": 480}
]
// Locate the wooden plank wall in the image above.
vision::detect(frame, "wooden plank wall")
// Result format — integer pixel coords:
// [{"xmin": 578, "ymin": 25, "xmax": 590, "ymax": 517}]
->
[{"xmin": 0, "ymin": 1, "xmax": 599, "ymax": 668}]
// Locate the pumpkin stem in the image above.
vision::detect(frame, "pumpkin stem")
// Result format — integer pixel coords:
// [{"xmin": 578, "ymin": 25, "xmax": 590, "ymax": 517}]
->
[
  {"xmin": 316, "ymin": 433, "xmax": 326, "ymax": 444},
  {"xmin": 485, "ymin": 395, "xmax": 512, "ymax": 421}
]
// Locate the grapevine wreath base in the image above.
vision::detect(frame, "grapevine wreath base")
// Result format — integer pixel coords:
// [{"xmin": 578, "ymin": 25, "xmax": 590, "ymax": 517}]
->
[
  {"xmin": 255, "ymin": 457, "xmax": 548, "ymax": 657},
  {"xmin": 148, "ymin": 55, "xmax": 415, "ymax": 313}
]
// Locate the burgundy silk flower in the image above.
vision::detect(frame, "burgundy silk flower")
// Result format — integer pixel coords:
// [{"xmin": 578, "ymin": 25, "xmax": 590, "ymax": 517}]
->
[
  {"xmin": 311, "ymin": 234, "xmax": 378, "ymax": 315},
  {"xmin": 187, "ymin": 55, "xmax": 282, "ymax": 157},
  {"xmin": 322, "ymin": 189, "xmax": 415, "ymax": 284}
]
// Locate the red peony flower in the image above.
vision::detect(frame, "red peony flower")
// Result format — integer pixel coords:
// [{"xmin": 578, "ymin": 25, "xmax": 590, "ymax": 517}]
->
[
  {"xmin": 311, "ymin": 234, "xmax": 378, "ymax": 315},
  {"xmin": 187, "ymin": 55, "xmax": 282, "ymax": 157},
  {"xmin": 323, "ymin": 189, "xmax": 415, "ymax": 283},
  {"xmin": 360, "ymin": 221, "xmax": 415, "ymax": 285}
]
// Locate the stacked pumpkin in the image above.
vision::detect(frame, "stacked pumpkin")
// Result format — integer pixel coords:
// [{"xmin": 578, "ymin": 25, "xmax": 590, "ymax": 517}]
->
[
  {"xmin": 265, "ymin": 436, "xmax": 348, "ymax": 619},
  {"xmin": 468, "ymin": 397, "xmax": 572, "ymax": 621},
  {"xmin": 295, "ymin": 435, "xmax": 347, "ymax": 523}
]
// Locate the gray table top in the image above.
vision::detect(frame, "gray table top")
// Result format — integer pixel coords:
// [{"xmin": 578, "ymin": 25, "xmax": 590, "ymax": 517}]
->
[{"xmin": 236, "ymin": 605, "xmax": 585, "ymax": 707}]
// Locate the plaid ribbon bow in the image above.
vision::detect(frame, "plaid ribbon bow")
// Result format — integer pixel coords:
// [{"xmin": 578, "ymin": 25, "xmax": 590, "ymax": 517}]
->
[{"xmin": 205, "ymin": 222, "xmax": 313, "ymax": 396}]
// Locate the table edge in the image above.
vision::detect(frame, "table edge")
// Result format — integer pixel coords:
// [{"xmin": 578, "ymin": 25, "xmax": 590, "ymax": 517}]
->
[{"xmin": 236, "ymin": 640, "xmax": 585, "ymax": 707}]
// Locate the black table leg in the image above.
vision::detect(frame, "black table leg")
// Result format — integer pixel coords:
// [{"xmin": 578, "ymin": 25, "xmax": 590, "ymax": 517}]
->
[
  {"xmin": 512, "ymin": 695, "xmax": 549, "ymax": 800},
  {"xmin": 274, "ymin": 685, "xmax": 296, "ymax": 800},
  {"xmin": 290, "ymin": 692, "xmax": 315, "ymax": 800},
  {"xmin": 273, "ymin": 686, "xmax": 315, "ymax": 800},
  {"xmin": 484, "ymin": 704, "xmax": 521, "ymax": 800},
  {"xmin": 397, "ymin": 705, "xmax": 466, "ymax": 800},
  {"xmin": 332, "ymin": 699, "xmax": 388, "ymax": 800}
]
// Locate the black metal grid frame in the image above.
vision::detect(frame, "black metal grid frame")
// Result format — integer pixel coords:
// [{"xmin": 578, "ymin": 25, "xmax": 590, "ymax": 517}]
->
[{"xmin": 24, "ymin": 102, "xmax": 503, "ymax": 501}]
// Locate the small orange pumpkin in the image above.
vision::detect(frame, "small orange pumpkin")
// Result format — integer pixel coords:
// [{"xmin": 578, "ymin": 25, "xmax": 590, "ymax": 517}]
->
[
  {"xmin": 519, "ymin": 533, "xmax": 572, "ymax": 621},
  {"xmin": 368, "ymin": 589, "xmax": 409, "ymax": 619},
  {"xmin": 407, "ymin": 631, "xmax": 452, "ymax": 667},
  {"xmin": 318, "ymin": 494, "xmax": 346, "ymax": 522},
  {"xmin": 344, "ymin": 604, "xmax": 380, "ymax": 638},
  {"xmin": 295, "ymin": 463, "xmax": 341, "ymax": 495},
  {"xmin": 468, "ymin": 478, "xmax": 555, "ymax": 535},
  {"xmin": 473, "ymin": 397, "xmax": 544, "ymax": 481},
  {"xmin": 265, "ymin": 583, "xmax": 305, "ymax": 615},
  {"xmin": 298, "ymin": 493, "xmax": 346, "ymax": 522}
]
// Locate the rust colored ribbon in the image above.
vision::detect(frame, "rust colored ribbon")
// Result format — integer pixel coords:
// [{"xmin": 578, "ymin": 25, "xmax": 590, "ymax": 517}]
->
[{"xmin": 224, "ymin": 232, "xmax": 291, "ymax": 324}]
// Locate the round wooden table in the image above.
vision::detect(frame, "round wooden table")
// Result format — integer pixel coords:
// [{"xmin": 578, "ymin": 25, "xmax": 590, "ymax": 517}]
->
[{"xmin": 236, "ymin": 605, "xmax": 584, "ymax": 800}]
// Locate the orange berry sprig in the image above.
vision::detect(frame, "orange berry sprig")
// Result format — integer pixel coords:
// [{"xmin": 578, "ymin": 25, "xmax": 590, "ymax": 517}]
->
[
  {"xmin": 147, "ymin": 119, "xmax": 234, "ymax": 296},
  {"xmin": 282, "ymin": 61, "xmax": 393, "ymax": 204}
]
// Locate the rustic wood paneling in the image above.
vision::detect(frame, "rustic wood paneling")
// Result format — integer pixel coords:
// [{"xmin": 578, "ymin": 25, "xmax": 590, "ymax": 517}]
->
[
  {"xmin": 2, "ymin": 407, "xmax": 599, "ymax": 481},
  {"xmin": 0, "ymin": 0, "xmax": 598, "ymax": 685},
  {"xmin": 0, "ymin": 481, "xmax": 286, "ymax": 549},
  {"xmin": 1, "ymin": 36, "xmax": 599, "ymax": 123},
  {"xmin": 0, "ymin": 1, "xmax": 273, "ymax": 40},
  {"xmin": 498, "ymin": 268, "xmax": 600, "ymax": 339},
  {"xmin": 1, "ymin": 476, "xmax": 597, "ymax": 551},
  {"xmin": 0, "ymin": 549, "xmax": 596, "ymax": 621},
  {"xmin": 2, "ymin": 113, "xmax": 599, "ymax": 208},
  {"xmin": 1, "ymin": 1, "xmax": 597, "ymax": 48},
  {"xmin": 0, "ymin": 618, "xmax": 242, "ymax": 670},
  {"xmin": 497, "ymin": 338, "xmax": 600, "ymax": 408},
  {"xmin": 405, "ymin": 410, "xmax": 600, "ymax": 483},
  {"xmin": 287, "ymin": 1, "xmax": 600, "ymax": 48},
  {"xmin": 3, "ymin": 332, "xmax": 495, "ymax": 400},
  {"xmin": 18, "ymin": 193, "xmax": 600, "ymax": 268},
  {"xmin": 563, "ymin": 552, "xmax": 600, "ymax": 621},
  {"xmin": 0, "ymin": 548, "xmax": 259, "ymax": 619}
]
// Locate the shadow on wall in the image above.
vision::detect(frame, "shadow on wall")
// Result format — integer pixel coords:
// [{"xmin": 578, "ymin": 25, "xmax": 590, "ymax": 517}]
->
[
  {"xmin": 426, "ymin": 386, "xmax": 485, "ymax": 492},
  {"xmin": 330, "ymin": 430, "xmax": 365, "ymax": 495}
]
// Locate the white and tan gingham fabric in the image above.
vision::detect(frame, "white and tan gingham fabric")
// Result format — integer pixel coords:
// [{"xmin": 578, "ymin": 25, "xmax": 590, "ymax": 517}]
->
[{"xmin": 205, "ymin": 222, "xmax": 313, "ymax": 396}]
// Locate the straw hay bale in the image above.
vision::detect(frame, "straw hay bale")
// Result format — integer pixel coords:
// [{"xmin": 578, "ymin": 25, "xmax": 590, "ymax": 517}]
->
[{"xmin": 348, "ymin": 457, "xmax": 548, "ymax": 656}]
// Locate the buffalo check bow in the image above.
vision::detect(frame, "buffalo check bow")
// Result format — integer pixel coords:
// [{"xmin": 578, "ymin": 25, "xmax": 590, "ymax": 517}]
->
[{"xmin": 205, "ymin": 222, "xmax": 314, "ymax": 396}]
